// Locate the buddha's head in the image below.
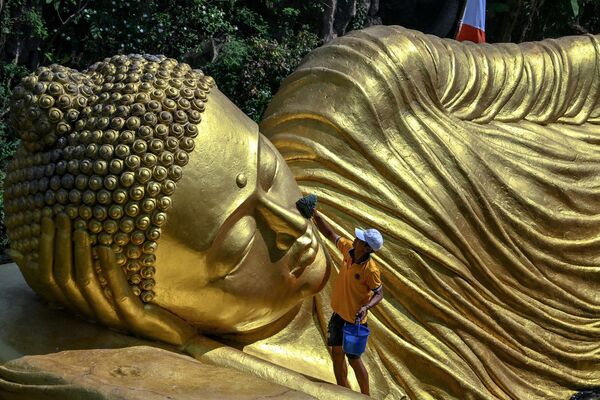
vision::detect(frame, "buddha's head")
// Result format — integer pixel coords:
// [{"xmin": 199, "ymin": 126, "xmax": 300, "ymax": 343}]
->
[{"xmin": 5, "ymin": 55, "xmax": 329, "ymax": 334}]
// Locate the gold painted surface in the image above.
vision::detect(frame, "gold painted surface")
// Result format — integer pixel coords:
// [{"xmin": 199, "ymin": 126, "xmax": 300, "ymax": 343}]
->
[
  {"xmin": 261, "ymin": 26, "xmax": 600, "ymax": 399},
  {"xmin": 0, "ymin": 346, "xmax": 315, "ymax": 400}
]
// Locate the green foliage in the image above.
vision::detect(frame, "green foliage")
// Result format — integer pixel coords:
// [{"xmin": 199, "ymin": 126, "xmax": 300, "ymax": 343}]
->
[
  {"xmin": 526, "ymin": 0, "xmax": 587, "ymax": 38},
  {"xmin": 22, "ymin": 8, "xmax": 48, "ymax": 38},
  {"xmin": 206, "ymin": 26, "xmax": 319, "ymax": 120},
  {"xmin": 349, "ymin": 2, "xmax": 369, "ymax": 32},
  {"xmin": 487, "ymin": 0, "xmax": 600, "ymax": 42},
  {"xmin": 489, "ymin": 2, "xmax": 510, "ymax": 13},
  {"xmin": 0, "ymin": 62, "xmax": 26, "ymax": 251},
  {"xmin": 571, "ymin": 0, "xmax": 580, "ymax": 17}
]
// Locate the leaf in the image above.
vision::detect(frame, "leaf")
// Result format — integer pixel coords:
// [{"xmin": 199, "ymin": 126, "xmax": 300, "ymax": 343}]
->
[
  {"xmin": 571, "ymin": 0, "xmax": 580, "ymax": 17},
  {"xmin": 489, "ymin": 2, "xmax": 510, "ymax": 13}
]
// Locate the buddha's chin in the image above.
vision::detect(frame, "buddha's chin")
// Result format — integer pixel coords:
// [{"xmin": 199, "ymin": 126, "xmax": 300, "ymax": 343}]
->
[
  {"xmin": 156, "ymin": 239, "xmax": 329, "ymax": 336},
  {"xmin": 194, "ymin": 249, "xmax": 328, "ymax": 335},
  {"xmin": 196, "ymin": 300, "xmax": 303, "ymax": 336},
  {"xmin": 227, "ymin": 252, "xmax": 329, "ymax": 341}
]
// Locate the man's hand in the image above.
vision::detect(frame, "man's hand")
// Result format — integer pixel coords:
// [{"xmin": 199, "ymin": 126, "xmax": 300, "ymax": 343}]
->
[
  {"xmin": 355, "ymin": 286, "xmax": 384, "ymax": 322},
  {"xmin": 356, "ymin": 306, "xmax": 369, "ymax": 322}
]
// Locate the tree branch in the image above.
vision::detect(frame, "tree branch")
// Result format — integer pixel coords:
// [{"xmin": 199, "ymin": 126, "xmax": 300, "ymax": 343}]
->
[
  {"xmin": 520, "ymin": 0, "xmax": 546, "ymax": 42},
  {"xmin": 569, "ymin": 21, "xmax": 589, "ymax": 34},
  {"xmin": 43, "ymin": 0, "xmax": 93, "ymax": 63}
]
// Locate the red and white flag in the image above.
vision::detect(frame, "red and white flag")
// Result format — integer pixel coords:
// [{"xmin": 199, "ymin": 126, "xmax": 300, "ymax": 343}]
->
[{"xmin": 456, "ymin": 0, "xmax": 486, "ymax": 43}]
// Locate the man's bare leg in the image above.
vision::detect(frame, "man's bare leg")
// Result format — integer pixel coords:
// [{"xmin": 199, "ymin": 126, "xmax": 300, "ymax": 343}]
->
[
  {"xmin": 331, "ymin": 346, "xmax": 349, "ymax": 387},
  {"xmin": 348, "ymin": 357, "xmax": 369, "ymax": 395}
]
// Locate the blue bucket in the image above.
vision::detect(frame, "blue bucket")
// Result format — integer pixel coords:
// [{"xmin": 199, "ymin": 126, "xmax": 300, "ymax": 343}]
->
[{"xmin": 342, "ymin": 321, "xmax": 370, "ymax": 357}]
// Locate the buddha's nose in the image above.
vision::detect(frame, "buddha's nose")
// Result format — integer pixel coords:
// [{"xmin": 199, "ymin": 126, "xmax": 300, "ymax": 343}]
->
[{"xmin": 256, "ymin": 192, "xmax": 307, "ymax": 251}]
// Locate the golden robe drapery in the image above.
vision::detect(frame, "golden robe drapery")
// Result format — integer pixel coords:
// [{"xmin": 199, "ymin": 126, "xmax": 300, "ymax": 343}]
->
[{"xmin": 261, "ymin": 26, "xmax": 600, "ymax": 400}]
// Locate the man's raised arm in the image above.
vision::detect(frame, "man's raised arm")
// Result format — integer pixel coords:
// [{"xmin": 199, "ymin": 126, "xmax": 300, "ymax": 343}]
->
[{"xmin": 312, "ymin": 210, "xmax": 340, "ymax": 244}]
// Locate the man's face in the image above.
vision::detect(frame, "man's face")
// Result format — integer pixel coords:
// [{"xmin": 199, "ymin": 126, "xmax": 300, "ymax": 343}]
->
[{"xmin": 353, "ymin": 238, "xmax": 372, "ymax": 257}]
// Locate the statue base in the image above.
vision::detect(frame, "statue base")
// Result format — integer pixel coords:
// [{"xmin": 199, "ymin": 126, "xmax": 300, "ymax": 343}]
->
[{"xmin": 1, "ymin": 346, "xmax": 311, "ymax": 399}]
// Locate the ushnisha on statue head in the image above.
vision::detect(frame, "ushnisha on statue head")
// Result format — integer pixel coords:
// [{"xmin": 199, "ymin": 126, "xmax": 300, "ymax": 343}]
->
[{"xmin": 4, "ymin": 54, "xmax": 329, "ymax": 336}]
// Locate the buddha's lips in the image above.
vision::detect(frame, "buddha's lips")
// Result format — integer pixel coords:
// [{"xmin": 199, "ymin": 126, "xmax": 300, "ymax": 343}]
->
[
  {"xmin": 290, "ymin": 246, "xmax": 318, "ymax": 278},
  {"xmin": 289, "ymin": 225, "xmax": 319, "ymax": 278}
]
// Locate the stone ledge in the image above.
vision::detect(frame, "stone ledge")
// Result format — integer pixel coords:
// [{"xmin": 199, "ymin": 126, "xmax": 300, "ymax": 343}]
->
[{"xmin": 0, "ymin": 346, "xmax": 314, "ymax": 400}]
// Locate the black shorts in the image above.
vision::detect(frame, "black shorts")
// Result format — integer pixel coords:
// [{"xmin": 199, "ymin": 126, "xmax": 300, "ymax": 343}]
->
[{"xmin": 327, "ymin": 313, "xmax": 368, "ymax": 359}]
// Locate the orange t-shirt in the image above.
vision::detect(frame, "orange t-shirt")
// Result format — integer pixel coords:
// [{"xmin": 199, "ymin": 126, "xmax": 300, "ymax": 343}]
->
[{"xmin": 331, "ymin": 237, "xmax": 382, "ymax": 324}]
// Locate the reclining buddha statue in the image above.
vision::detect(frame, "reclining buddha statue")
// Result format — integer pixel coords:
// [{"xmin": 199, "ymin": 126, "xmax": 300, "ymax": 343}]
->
[{"xmin": 2, "ymin": 25, "xmax": 600, "ymax": 400}]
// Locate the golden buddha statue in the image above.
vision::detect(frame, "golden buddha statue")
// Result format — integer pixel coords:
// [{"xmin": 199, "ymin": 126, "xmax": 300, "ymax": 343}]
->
[
  {"xmin": 2, "ymin": 25, "xmax": 600, "ymax": 400},
  {"xmin": 5, "ymin": 53, "xmax": 329, "ymax": 336}
]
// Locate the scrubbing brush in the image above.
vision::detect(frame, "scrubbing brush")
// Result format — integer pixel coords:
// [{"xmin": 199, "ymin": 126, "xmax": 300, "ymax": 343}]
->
[{"xmin": 296, "ymin": 194, "xmax": 318, "ymax": 219}]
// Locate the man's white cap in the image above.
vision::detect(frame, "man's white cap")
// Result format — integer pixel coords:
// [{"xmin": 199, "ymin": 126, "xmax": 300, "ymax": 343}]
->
[{"xmin": 354, "ymin": 228, "xmax": 384, "ymax": 251}]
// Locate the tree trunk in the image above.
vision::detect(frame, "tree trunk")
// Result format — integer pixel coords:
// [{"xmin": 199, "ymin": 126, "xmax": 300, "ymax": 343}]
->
[
  {"xmin": 365, "ymin": 0, "xmax": 382, "ymax": 27},
  {"xmin": 520, "ymin": 0, "xmax": 546, "ymax": 42},
  {"xmin": 321, "ymin": 0, "xmax": 337, "ymax": 42},
  {"xmin": 493, "ymin": 0, "xmax": 522, "ymax": 42},
  {"xmin": 322, "ymin": 0, "xmax": 362, "ymax": 42}
]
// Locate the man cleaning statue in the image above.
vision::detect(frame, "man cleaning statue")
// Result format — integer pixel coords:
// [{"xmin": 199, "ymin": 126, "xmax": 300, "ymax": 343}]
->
[{"xmin": 313, "ymin": 207, "xmax": 385, "ymax": 396}]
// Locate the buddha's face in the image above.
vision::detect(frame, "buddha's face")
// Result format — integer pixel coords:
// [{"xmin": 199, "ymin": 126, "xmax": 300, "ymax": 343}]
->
[{"xmin": 154, "ymin": 89, "xmax": 329, "ymax": 333}]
